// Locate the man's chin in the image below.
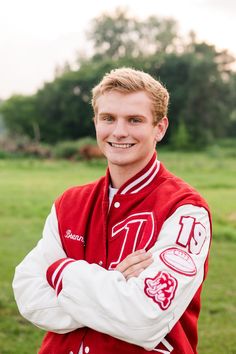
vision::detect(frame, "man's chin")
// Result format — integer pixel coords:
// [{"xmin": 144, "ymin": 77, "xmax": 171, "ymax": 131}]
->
[
  {"xmin": 109, "ymin": 159, "xmax": 130, "ymax": 167},
  {"xmin": 107, "ymin": 155, "xmax": 133, "ymax": 167}
]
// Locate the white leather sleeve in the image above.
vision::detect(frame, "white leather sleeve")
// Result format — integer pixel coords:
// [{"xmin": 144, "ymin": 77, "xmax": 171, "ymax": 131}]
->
[
  {"xmin": 12, "ymin": 204, "xmax": 83, "ymax": 333},
  {"xmin": 56, "ymin": 204, "xmax": 211, "ymax": 349}
]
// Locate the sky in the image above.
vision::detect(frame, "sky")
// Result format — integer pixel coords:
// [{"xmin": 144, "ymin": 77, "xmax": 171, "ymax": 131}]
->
[{"xmin": 0, "ymin": 0, "xmax": 236, "ymax": 100}]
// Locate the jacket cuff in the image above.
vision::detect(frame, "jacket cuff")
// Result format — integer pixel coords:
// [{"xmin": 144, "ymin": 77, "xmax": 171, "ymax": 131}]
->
[{"xmin": 46, "ymin": 258, "xmax": 75, "ymax": 295}]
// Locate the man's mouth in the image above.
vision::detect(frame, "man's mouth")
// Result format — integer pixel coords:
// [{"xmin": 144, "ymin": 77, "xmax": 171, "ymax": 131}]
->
[{"xmin": 108, "ymin": 142, "xmax": 135, "ymax": 149}]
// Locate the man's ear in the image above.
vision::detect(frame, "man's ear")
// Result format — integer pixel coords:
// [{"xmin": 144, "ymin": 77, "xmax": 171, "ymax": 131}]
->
[{"xmin": 155, "ymin": 116, "xmax": 169, "ymax": 143}]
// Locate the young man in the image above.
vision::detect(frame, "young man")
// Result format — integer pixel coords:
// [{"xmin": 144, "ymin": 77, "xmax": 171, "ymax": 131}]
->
[{"xmin": 13, "ymin": 68, "xmax": 212, "ymax": 354}]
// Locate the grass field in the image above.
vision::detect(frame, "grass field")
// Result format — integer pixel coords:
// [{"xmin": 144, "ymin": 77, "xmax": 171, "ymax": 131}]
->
[{"xmin": 0, "ymin": 149, "xmax": 236, "ymax": 353}]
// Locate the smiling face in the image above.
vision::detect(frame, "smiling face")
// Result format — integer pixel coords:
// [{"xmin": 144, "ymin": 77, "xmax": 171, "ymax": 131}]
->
[{"xmin": 94, "ymin": 90, "xmax": 168, "ymax": 184}]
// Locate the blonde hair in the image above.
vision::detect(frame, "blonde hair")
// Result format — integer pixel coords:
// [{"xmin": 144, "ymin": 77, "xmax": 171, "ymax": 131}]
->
[{"xmin": 91, "ymin": 67, "xmax": 169, "ymax": 124}]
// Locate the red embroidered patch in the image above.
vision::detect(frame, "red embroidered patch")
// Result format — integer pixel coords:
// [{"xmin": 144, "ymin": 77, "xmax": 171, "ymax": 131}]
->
[{"xmin": 144, "ymin": 271, "xmax": 178, "ymax": 310}]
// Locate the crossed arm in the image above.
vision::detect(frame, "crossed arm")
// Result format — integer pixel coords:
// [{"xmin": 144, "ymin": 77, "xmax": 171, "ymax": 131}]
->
[
  {"xmin": 12, "ymin": 205, "xmax": 153, "ymax": 333},
  {"xmin": 13, "ymin": 203, "xmax": 211, "ymax": 349}
]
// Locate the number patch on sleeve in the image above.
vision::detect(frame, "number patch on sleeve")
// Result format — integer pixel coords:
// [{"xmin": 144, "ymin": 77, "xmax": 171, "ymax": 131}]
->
[{"xmin": 176, "ymin": 216, "xmax": 206, "ymax": 254}]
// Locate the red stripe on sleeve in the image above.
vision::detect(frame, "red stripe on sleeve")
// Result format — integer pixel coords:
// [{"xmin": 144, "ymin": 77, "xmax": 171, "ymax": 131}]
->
[{"xmin": 47, "ymin": 258, "xmax": 75, "ymax": 293}]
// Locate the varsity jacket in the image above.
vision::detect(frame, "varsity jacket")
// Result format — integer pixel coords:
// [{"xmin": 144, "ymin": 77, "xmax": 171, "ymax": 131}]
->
[{"xmin": 13, "ymin": 154, "xmax": 212, "ymax": 354}]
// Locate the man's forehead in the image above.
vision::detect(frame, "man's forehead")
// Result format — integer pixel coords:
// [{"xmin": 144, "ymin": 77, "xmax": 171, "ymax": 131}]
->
[{"xmin": 96, "ymin": 90, "xmax": 152, "ymax": 115}]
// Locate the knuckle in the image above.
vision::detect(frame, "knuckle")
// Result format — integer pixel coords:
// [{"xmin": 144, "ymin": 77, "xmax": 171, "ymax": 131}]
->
[{"xmin": 129, "ymin": 265, "xmax": 136, "ymax": 273}]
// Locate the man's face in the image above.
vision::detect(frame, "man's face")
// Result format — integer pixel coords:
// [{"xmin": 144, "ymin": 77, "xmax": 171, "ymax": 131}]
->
[{"xmin": 94, "ymin": 90, "xmax": 167, "ymax": 174}]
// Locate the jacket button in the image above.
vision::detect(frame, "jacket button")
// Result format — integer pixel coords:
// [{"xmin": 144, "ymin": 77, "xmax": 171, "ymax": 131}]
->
[
  {"xmin": 99, "ymin": 261, "xmax": 103, "ymax": 266},
  {"xmin": 84, "ymin": 346, "xmax": 90, "ymax": 353},
  {"xmin": 114, "ymin": 202, "xmax": 120, "ymax": 208}
]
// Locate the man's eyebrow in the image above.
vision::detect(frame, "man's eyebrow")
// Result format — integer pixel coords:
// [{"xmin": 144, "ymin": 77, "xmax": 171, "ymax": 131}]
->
[
  {"xmin": 126, "ymin": 114, "xmax": 147, "ymax": 119},
  {"xmin": 98, "ymin": 112, "xmax": 147, "ymax": 119},
  {"xmin": 127, "ymin": 114, "xmax": 145, "ymax": 117},
  {"xmin": 98, "ymin": 112, "xmax": 115, "ymax": 116}
]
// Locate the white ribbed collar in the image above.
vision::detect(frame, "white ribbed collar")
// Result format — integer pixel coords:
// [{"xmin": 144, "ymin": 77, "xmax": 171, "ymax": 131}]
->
[{"xmin": 114, "ymin": 153, "xmax": 160, "ymax": 195}]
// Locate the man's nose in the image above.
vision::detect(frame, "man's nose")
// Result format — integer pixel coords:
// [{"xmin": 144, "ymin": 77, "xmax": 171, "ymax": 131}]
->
[{"xmin": 112, "ymin": 119, "xmax": 128, "ymax": 138}]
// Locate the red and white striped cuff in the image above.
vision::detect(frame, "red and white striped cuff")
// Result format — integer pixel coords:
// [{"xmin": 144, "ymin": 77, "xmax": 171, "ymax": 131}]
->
[{"xmin": 46, "ymin": 258, "xmax": 75, "ymax": 295}]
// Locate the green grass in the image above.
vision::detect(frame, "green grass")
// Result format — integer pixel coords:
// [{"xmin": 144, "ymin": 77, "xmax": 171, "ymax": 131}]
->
[{"xmin": 0, "ymin": 150, "xmax": 236, "ymax": 353}]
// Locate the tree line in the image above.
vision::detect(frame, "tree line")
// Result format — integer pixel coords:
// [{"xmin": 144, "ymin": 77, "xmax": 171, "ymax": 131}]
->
[{"xmin": 1, "ymin": 8, "xmax": 236, "ymax": 149}]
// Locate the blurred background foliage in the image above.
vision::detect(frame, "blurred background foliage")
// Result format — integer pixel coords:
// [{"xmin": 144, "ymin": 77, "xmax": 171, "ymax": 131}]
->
[{"xmin": 0, "ymin": 8, "xmax": 236, "ymax": 154}]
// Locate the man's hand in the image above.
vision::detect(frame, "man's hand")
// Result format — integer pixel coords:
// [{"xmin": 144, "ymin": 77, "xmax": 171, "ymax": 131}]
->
[{"xmin": 115, "ymin": 249, "xmax": 153, "ymax": 280}]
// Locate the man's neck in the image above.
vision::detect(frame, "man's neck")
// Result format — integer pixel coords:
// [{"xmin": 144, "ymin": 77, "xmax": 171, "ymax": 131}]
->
[
  {"xmin": 109, "ymin": 167, "xmax": 135, "ymax": 189},
  {"xmin": 108, "ymin": 156, "xmax": 153, "ymax": 189}
]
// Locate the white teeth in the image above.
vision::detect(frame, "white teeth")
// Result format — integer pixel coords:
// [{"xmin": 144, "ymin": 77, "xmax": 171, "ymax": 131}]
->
[{"xmin": 110, "ymin": 143, "xmax": 133, "ymax": 149}]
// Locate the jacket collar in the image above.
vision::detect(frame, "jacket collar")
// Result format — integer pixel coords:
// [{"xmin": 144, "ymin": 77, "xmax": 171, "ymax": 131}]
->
[{"xmin": 106, "ymin": 153, "xmax": 160, "ymax": 196}]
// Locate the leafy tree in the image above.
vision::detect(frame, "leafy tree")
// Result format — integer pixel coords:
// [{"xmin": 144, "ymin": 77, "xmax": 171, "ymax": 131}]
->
[
  {"xmin": 0, "ymin": 95, "xmax": 39, "ymax": 141},
  {"xmin": 34, "ymin": 60, "xmax": 118, "ymax": 143},
  {"xmin": 87, "ymin": 8, "xmax": 179, "ymax": 60},
  {"xmin": 137, "ymin": 16, "xmax": 179, "ymax": 54},
  {"xmin": 170, "ymin": 120, "xmax": 190, "ymax": 149},
  {"xmin": 227, "ymin": 72, "xmax": 236, "ymax": 137},
  {"xmin": 154, "ymin": 43, "xmax": 235, "ymax": 147},
  {"xmin": 34, "ymin": 74, "xmax": 92, "ymax": 143},
  {"xmin": 87, "ymin": 8, "xmax": 138, "ymax": 60}
]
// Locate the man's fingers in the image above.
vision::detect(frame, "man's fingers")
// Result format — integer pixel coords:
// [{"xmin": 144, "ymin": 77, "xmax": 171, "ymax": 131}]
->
[
  {"xmin": 122, "ymin": 256, "xmax": 154, "ymax": 279},
  {"xmin": 115, "ymin": 249, "xmax": 152, "ymax": 273},
  {"xmin": 115, "ymin": 249, "xmax": 154, "ymax": 280},
  {"xmin": 126, "ymin": 268, "xmax": 144, "ymax": 280}
]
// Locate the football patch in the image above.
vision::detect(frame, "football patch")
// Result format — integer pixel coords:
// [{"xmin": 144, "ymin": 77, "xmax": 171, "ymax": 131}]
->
[
  {"xmin": 144, "ymin": 271, "xmax": 177, "ymax": 310},
  {"xmin": 160, "ymin": 247, "xmax": 197, "ymax": 276}
]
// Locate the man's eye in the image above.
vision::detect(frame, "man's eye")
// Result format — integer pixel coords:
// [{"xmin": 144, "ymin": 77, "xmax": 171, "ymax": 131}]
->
[
  {"xmin": 104, "ymin": 116, "xmax": 114, "ymax": 122},
  {"xmin": 130, "ymin": 117, "xmax": 142, "ymax": 123},
  {"xmin": 99, "ymin": 115, "xmax": 114, "ymax": 122}
]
